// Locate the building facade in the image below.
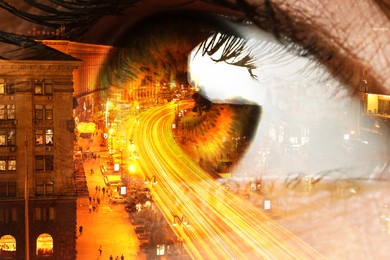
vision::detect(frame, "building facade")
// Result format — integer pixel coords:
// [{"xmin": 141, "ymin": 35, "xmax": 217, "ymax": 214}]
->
[{"xmin": 0, "ymin": 43, "xmax": 80, "ymax": 259}]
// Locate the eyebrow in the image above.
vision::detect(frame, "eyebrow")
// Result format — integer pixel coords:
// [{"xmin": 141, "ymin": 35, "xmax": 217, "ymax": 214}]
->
[{"xmin": 238, "ymin": 0, "xmax": 390, "ymax": 95}]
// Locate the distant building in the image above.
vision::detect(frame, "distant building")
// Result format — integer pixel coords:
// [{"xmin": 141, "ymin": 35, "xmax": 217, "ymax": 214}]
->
[{"xmin": 0, "ymin": 41, "xmax": 80, "ymax": 259}]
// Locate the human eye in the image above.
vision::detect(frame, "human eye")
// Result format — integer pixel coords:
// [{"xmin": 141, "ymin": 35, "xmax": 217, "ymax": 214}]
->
[{"xmin": 86, "ymin": 3, "xmax": 390, "ymax": 258}]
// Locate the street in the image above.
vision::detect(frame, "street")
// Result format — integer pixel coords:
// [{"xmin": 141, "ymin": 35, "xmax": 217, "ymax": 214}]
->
[{"xmin": 76, "ymin": 135, "xmax": 145, "ymax": 260}]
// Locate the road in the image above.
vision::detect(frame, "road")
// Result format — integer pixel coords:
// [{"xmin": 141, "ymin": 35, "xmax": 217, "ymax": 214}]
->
[
  {"xmin": 123, "ymin": 102, "xmax": 324, "ymax": 259},
  {"xmin": 76, "ymin": 137, "xmax": 144, "ymax": 260}
]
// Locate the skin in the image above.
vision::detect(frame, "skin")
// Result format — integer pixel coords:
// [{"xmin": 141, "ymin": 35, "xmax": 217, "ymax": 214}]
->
[
  {"xmin": 243, "ymin": 0, "xmax": 390, "ymax": 94},
  {"xmin": 0, "ymin": 0, "xmax": 389, "ymax": 258}
]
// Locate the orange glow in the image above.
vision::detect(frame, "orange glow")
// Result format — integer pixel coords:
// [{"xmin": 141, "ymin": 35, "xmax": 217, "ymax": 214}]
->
[{"xmin": 121, "ymin": 101, "xmax": 324, "ymax": 259}]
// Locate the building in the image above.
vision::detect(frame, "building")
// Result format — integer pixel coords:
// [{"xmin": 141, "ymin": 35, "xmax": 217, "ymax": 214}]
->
[
  {"xmin": 41, "ymin": 40, "xmax": 116, "ymax": 122},
  {"xmin": 0, "ymin": 41, "xmax": 80, "ymax": 259}
]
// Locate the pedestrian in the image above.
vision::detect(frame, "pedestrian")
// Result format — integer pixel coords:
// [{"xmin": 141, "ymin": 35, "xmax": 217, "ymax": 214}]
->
[
  {"xmin": 88, "ymin": 204, "xmax": 92, "ymax": 213},
  {"xmin": 109, "ymin": 255, "xmax": 113, "ymax": 260},
  {"xmin": 121, "ymin": 254, "xmax": 124, "ymax": 260},
  {"xmin": 98, "ymin": 245, "xmax": 102, "ymax": 256},
  {"xmin": 102, "ymin": 187, "xmax": 105, "ymax": 195},
  {"xmin": 78, "ymin": 226, "xmax": 83, "ymax": 235},
  {"xmin": 115, "ymin": 256, "xmax": 119, "ymax": 260}
]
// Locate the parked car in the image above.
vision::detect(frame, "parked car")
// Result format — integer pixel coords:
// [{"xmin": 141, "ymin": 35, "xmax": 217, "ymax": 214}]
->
[{"xmin": 110, "ymin": 195, "xmax": 125, "ymax": 204}]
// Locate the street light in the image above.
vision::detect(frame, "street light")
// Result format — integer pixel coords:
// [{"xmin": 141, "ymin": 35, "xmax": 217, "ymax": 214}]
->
[
  {"xmin": 172, "ymin": 215, "xmax": 190, "ymax": 227},
  {"xmin": 144, "ymin": 175, "xmax": 157, "ymax": 185}
]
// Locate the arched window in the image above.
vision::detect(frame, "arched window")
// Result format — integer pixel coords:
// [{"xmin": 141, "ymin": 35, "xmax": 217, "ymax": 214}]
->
[
  {"xmin": 0, "ymin": 234, "xmax": 16, "ymax": 257},
  {"xmin": 36, "ymin": 233, "xmax": 53, "ymax": 256}
]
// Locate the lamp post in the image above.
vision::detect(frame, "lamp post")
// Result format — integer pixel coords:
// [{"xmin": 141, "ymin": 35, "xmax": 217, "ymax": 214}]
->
[
  {"xmin": 24, "ymin": 134, "xmax": 30, "ymax": 260},
  {"xmin": 144, "ymin": 175, "xmax": 157, "ymax": 185}
]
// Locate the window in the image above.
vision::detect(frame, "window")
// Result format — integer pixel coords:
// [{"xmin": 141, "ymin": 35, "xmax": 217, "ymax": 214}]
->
[
  {"xmin": 35, "ymin": 128, "xmax": 54, "ymax": 146},
  {"xmin": 0, "ymin": 157, "xmax": 16, "ymax": 173},
  {"xmin": 34, "ymin": 79, "xmax": 53, "ymax": 95},
  {"xmin": 0, "ymin": 79, "xmax": 15, "ymax": 95},
  {"xmin": 35, "ymin": 105, "xmax": 43, "ymax": 120},
  {"xmin": 0, "ymin": 105, "xmax": 16, "ymax": 120},
  {"xmin": 35, "ymin": 156, "xmax": 54, "ymax": 171},
  {"xmin": 36, "ymin": 233, "xmax": 53, "ymax": 256},
  {"xmin": 0, "ymin": 129, "xmax": 16, "ymax": 146},
  {"xmin": 34, "ymin": 80, "xmax": 43, "ymax": 95},
  {"xmin": 48, "ymin": 206, "xmax": 55, "ymax": 220},
  {"xmin": 34, "ymin": 206, "xmax": 55, "ymax": 220},
  {"xmin": 34, "ymin": 105, "xmax": 53, "ymax": 121},
  {"xmin": 35, "ymin": 207, "xmax": 42, "ymax": 220},
  {"xmin": 45, "ymin": 105, "xmax": 53, "ymax": 120},
  {"xmin": 46, "ymin": 182, "xmax": 54, "ymax": 194},
  {"xmin": 0, "ymin": 182, "xmax": 16, "ymax": 197},
  {"xmin": 0, "ymin": 235, "xmax": 16, "ymax": 257}
]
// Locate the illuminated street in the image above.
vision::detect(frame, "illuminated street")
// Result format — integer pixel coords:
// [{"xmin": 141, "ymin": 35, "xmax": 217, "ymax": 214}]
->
[
  {"xmin": 76, "ymin": 137, "xmax": 144, "ymax": 259},
  {"xmin": 104, "ymin": 100, "xmax": 390, "ymax": 259},
  {"xmin": 114, "ymin": 101, "xmax": 323, "ymax": 259}
]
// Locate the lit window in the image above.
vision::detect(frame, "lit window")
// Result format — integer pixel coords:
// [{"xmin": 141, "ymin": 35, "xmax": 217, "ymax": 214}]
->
[
  {"xmin": 35, "ymin": 105, "xmax": 43, "ymax": 120},
  {"xmin": 35, "ymin": 105, "xmax": 53, "ymax": 121},
  {"xmin": 0, "ymin": 105, "xmax": 4, "ymax": 119},
  {"xmin": 36, "ymin": 233, "xmax": 53, "ymax": 256},
  {"xmin": 45, "ymin": 129, "xmax": 53, "ymax": 145},
  {"xmin": 6, "ymin": 105, "xmax": 15, "ymax": 119},
  {"xmin": 0, "ymin": 235, "xmax": 16, "ymax": 256},
  {"xmin": 0, "ymin": 132, "xmax": 5, "ymax": 146},
  {"xmin": 0, "ymin": 158, "xmax": 6, "ymax": 171},
  {"xmin": 0, "ymin": 79, "xmax": 15, "ymax": 95},
  {"xmin": 34, "ymin": 80, "xmax": 53, "ymax": 96},
  {"xmin": 45, "ymin": 105, "xmax": 53, "ymax": 120},
  {"xmin": 0, "ymin": 105, "xmax": 15, "ymax": 120},
  {"xmin": 34, "ymin": 80, "xmax": 43, "ymax": 95},
  {"xmin": 0, "ymin": 157, "xmax": 16, "ymax": 173},
  {"xmin": 0, "ymin": 83, "xmax": 4, "ymax": 95},
  {"xmin": 7, "ymin": 157, "xmax": 16, "ymax": 171},
  {"xmin": 0, "ymin": 129, "xmax": 16, "ymax": 146},
  {"xmin": 35, "ymin": 129, "xmax": 54, "ymax": 146},
  {"xmin": 35, "ymin": 130, "xmax": 44, "ymax": 145}
]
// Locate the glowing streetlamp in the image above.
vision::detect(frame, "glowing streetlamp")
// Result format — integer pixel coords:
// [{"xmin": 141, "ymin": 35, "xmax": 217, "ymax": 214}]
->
[
  {"xmin": 105, "ymin": 100, "xmax": 113, "ymax": 129},
  {"xmin": 129, "ymin": 164, "xmax": 136, "ymax": 173},
  {"xmin": 144, "ymin": 175, "xmax": 157, "ymax": 185}
]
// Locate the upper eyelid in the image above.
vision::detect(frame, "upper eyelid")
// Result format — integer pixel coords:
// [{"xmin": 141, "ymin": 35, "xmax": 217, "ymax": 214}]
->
[{"xmin": 234, "ymin": 1, "xmax": 387, "ymax": 95}]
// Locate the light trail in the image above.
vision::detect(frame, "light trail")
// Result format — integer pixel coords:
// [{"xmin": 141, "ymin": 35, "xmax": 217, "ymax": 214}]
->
[{"xmin": 125, "ymin": 102, "xmax": 324, "ymax": 259}]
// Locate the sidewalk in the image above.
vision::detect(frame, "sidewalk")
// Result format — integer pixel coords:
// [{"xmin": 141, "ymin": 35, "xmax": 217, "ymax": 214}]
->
[{"xmin": 75, "ymin": 135, "xmax": 146, "ymax": 260}]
